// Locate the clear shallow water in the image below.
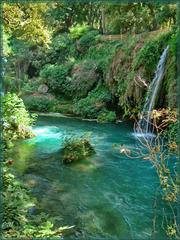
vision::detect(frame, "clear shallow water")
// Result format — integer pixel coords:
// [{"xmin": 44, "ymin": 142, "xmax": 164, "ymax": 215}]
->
[{"xmin": 12, "ymin": 116, "xmax": 163, "ymax": 239}]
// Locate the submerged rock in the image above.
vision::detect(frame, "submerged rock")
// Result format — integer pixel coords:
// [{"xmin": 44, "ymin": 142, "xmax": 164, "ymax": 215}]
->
[{"xmin": 76, "ymin": 207, "xmax": 132, "ymax": 239}]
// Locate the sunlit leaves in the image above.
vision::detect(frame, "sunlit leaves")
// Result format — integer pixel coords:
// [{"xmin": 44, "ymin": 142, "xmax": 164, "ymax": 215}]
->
[{"xmin": 3, "ymin": 3, "xmax": 51, "ymax": 45}]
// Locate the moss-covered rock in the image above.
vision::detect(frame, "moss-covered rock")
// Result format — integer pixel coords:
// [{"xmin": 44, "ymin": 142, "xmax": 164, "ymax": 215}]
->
[
  {"xmin": 65, "ymin": 60, "xmax": 99, "ymax": 98},
  {"xmin": 61, "ymin": 137, "xmax": 95, "ymax": 164}
]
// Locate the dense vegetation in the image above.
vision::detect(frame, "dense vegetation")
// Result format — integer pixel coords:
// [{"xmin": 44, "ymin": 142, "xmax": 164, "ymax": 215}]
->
[
  {"xmin": 2, "ymin": 93, "xmax": 72, "ymax": 238},
  {"xmin": 2, "ymin": 2, "xmax": 178, "ymax": 239},
  {"xmin": 2, "ymin": 93, "xmax": 36, "ymax": 149},
  {"xmin": 4, "ymin": 3, "xmax": 177, "ymax": 122},
  {"xmin": 62, "ymin": 136, "xmax": 95, "ymax": 164}
]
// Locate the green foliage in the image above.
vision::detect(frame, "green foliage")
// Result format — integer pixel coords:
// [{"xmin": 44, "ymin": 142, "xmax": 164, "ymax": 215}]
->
[
  {"xmin": 77, "ymin": 30, "xmax": 100, "ymax": 54},
  {"xmin": 168, "ymin": 28, "xmax": 178, "ymax": 54},
  {"xmin": 3, "ymin": 93, "xmax": 36, "ymax": 148},
  {"xmin": 4, "ymin": 38, "xmax": 34, "ymax": 92},
  {"xmin": 85, "ymin": 40, "xmax": 122, "ymax": 73},
  {"xmin": 69, "ymin": 24, "xmax": 90, "ymax": 39},
  {"xmin": 164, "ymin": 121, "xmax": 178, "ymax": 143},
  {"xmin": 46, "ymin": 2, "xmax": 101, "ymax": 34},
  {"xmin": 23, "ymin": 95, "xmax": 58, "ymax": 112},
  {"xmin": 61, "ymin": 136, "xmax": 95, "ymax": 164},
  {"xmin": 46, "ymin": 34, "xmax": 77, "ymax": 64},
  {"xmin": 3, "ymin": 3, "xmax": 51, "ymax": 46},
  {"xmin": 3, "ymin": 32, "xmax": 12, "ymax": 56},
  {"xmin": 133, "ymin": 31, "xmax": 173, "ymax": 79},
  {"xmin": 21, "ymin": 79, "xmax": 41, "ymax": 95},
  {"xmin": 163, "ymin": 54, "xmax": 177, "ymax": 108},
  {"xmin": 105, "ymin": 3, "xmax": 177, "ymax": 34},
  {"xmin": 163, "ymin": 30, "xmax": 177, "ymax": 108},
  {"xmin": 3, "ymin": 167, "xmax": 34, "ymax": 237},
  {"xmin": 97, "ymin": 110, "xmax": 116, "ymax": 123},
  {"xmin": 40, "ymin": 63, "xmax": 72, "ymax": 94},
  {"xmin": 3, "ymin": 166, "xmax": 72, "ymax": 238},
  {"xmin": 152, "ymin": 108, "xmax": 178, "ymax": 146},
  {"xmin": 74, "ymin": 84, "xmax": 112, "ymax": 118},
  {"xmin": 53, "ymin": 99, "xmax": 74, "ymax": 115}
]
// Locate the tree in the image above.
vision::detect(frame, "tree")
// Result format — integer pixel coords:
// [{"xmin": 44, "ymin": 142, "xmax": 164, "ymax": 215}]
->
[
  {"xmin": 45, "ymin": 2, "xmax": 102, "ymax": 34},
  {"xmin": 3, "ymin": 3, "xmax": 51, "ymax": 46},
  {"xmin": 104, "ymin": 3, "xmax": 177, "ymax": 34}
]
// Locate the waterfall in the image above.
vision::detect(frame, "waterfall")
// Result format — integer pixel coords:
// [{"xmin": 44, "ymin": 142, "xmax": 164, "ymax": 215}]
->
[{"xmin": 137, "ymin": 46, "xmax": 169, "ymax": 135}]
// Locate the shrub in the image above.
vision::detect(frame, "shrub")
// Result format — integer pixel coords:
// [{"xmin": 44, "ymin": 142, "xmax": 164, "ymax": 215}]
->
[
  {"xmin": 77, "ymin": 30, "xmax": 99, "ymax": 54},
  {"xmin": 23, "ymin": 95, "xmax": 58, "ymax": 112},
  {"xmin": 2, "ymin": 93, "xmax": 36, "ymax": 148},
  {"xmin": 46, "ymin": 33, "xmax": 76, "ymax": 64},
  {"xmin": 97, "ymin": 110, "xmax": 116, "ymax": 123},
  {"xmin": 74, "ymin": 84, "xmax": 112, "ymax": 118},
  {"xmin": 168, "ymin": 29, "xmax": 177, "ymax": 55},
  {"xmin": 40, "ymin": 64, "xmax": 72, "ymax": 94},
  {"xmin": 84, "ymin": 40, "xmax": 122, "ymax": 73},
  {"xmin": 163, "ymin": 30, "xmax": 177, "ymax": 108},
  {"xmin": 133, "ymin": 31, "xmax": 173, "ymax": 79},
  {"xmin": 166, "ymin": 121, "xmax": 178, "ymax": 143},
  {"xmin": 61, "ymin": 136, "xmax": 95, "ymax": 164},
  {"xmin": 21, "ymin": 79, "xmax": 41, "ymax": 94},
  {"xmin": 69, "ymin": 24, "xmax": 90, "ymax": 39},
  {"xmin": 53, "ymin": 99, "xmax": 74, "ymax": 115}
]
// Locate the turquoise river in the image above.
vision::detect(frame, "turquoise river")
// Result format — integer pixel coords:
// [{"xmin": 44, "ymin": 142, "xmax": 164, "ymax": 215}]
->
[{"xmin": 12, "ymin": 116, "xmax": 165, "ymax": 240}]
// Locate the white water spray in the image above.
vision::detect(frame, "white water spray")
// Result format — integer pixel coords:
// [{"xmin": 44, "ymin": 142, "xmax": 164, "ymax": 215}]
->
[{"xmin": 138, "ymin": 46, "xmax": 169, "ymax": 134}]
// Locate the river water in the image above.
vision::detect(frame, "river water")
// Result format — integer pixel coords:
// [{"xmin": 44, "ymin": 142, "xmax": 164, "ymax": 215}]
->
[{"xmin": 12, "ymin": 116, "xmax": 164, "ymax": 239}]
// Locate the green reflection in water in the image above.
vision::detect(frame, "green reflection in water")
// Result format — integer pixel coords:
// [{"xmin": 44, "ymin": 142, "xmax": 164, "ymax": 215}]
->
[{"xmin": 12, "ymin": 141, "xmax": 36, "ymax": 174}]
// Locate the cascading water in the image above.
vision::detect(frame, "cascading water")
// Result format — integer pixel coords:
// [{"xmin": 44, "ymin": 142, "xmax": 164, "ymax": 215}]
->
[{"xmin": 137, "ymin": 46, "xmax": 169, "ymax": 135}]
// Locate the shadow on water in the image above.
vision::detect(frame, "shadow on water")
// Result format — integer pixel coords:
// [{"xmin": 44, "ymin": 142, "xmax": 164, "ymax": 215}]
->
[{"xmin": 11, "ymin": 116, "xmax": 165, "ymax": 239}]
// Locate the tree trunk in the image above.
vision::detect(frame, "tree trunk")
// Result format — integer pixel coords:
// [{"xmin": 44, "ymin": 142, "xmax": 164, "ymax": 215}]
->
[{"xmin": 101, "ymin": 8, "xmax": 106, "ymax": 34}]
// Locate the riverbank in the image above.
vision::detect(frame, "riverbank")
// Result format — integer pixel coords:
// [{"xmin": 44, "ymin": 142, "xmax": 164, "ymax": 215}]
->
[{"xmin": 32, "ymin": 112, "xmax": 123, "ymax": 123}]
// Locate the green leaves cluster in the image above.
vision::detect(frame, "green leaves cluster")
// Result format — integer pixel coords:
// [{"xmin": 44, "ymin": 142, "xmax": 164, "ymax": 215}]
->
[
  {"xmin": 2, "ymin": 93, "xmax": 36, "ymax": 148},
  {"xmin": 3, "ymin": 166, "xmax": 72, "ymax": 239},
  {"xmin": 133, "ymin": 31, "xmax": 173, "ymax": 79},
  {"xmin": 105, "ymin": 3, "xmax": 177, "ymax": 34},
  {"xmin": 3, "ymin": 3, "xmax": 51, "ymax": 46},
  {"xmin": 69, "ymin": 24, "xmax": 90, "ymax": 39},
  {"xmin": 40, "ymin": 63, "xmax": 72, "ymax": 94},
  {"xmin": 23, "ymin": 95, "xmax": 58, "ymax": 113},
  {"xmin": 74, "ymin": 84, "xmax": 112, "ymax": 119},
  {"xmin": 46, "ymin": 34, "xmax": 76, "ymax": 64},
  {"xmin": 77, "ymin": 30, "xmax": 100, "ymax": 54},
  {"xmin": 85, "ymin": 40, "xmax": 121, "ymax": 73},
  {"xmin": 62, "ymin": 136, "xmax": 95, "ymax": 164},
  {"xmin": 97, "ymin": 110, "xmax": 116, "ymax": 123}
]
